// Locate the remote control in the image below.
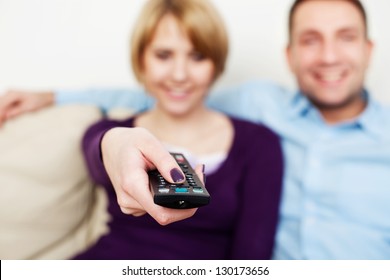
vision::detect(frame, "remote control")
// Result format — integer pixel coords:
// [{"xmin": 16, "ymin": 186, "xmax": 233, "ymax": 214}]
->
[{"xmin": 149, "ymin": 153, "xmax": 210, "ymax": 209}]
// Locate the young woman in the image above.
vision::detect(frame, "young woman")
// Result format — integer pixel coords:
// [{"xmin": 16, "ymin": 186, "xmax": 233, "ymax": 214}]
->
[{"xmin": 76, "ymin": 0, "xmax": 283, "ymax": 260}]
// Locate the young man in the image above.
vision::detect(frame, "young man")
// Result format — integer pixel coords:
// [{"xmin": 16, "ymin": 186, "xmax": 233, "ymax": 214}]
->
[{"xmin": 1, "ymin": 0, "xmax": 390, "ymax": 259}]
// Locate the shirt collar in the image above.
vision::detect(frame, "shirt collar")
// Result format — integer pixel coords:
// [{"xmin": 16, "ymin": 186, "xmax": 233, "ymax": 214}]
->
[
  {"xmin": 287, "ymin": 89, "xmax": 384, "ymax": 139},
  {"xmin": 287, "ymin": 91, "xmax": 312, "ymax": 119},
  {"xmin": 356, "ymin": 93, "xmax": 383, "ymax": 138}
]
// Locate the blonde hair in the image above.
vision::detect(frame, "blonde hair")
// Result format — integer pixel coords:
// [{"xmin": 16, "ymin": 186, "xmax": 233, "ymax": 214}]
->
[{"xmin": 131, "ymin": 0, "xmax": 228, "ymax": 82}]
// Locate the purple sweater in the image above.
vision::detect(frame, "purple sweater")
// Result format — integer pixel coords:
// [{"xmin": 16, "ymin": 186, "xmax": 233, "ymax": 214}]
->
[{"xmin": 76, "ymin": 116, "xmax": 283, "ymax": 259}]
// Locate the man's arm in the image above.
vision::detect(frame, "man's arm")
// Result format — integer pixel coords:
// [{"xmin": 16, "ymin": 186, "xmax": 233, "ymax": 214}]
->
[
  {"xmin": 1, "ymin": 80, "xmax": 287, "ymax": 125},
  {"xmin": 0, "ymin": 90, "xmax": 54, "ymax": 126},
  {"xmin": 0, "ymin": 87, "xmax": 154, "ymax": 125},
  {"xmin": 56, "ymin": 87, "xmax": 154, "ymax": 114},
  {"xmin": 56, "ymin": 80, "xmax": 288, "ymax": 122},
  {"xmin": 208, "ymin": 80, "xmax": 289, "ymax": 124}
]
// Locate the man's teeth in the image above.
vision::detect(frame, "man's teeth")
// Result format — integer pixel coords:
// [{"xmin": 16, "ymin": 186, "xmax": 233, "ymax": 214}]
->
[
  {"xmin": 169, "ymin": 90, "xmax": 187, "ymax": 97},
  {"xmin": 320, "ymin": 73, "xmax": 342, "ymax": 82}
]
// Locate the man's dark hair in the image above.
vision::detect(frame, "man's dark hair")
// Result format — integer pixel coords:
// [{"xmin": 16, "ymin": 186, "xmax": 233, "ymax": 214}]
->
[{"xmin": 288, "ymin": 0, "xmax": 368, "ymax": 43}]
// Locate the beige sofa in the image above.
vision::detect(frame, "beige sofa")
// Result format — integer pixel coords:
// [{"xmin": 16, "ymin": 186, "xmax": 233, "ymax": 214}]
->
[{"xmin": 0, "ymin": 105, "xmax": 111, "ymax": 259}]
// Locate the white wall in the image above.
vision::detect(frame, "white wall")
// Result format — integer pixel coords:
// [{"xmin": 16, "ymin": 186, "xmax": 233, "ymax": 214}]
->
[{"xmin": 0, "ymin": 0, "xmax": 389, "ymax": 104}]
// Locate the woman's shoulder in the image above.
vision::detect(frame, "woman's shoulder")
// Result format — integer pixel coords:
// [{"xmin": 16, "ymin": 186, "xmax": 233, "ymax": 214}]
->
[
  {"xmin": 93, "ymin": 115, "xmax": 137, "ymax": 129},
  {"xmin": 223, "ymin": 115, "xmax": 282, "ymax": 167},
  {"xmin": 228, "ymin": 115, "xmax": 280, "ymax": 143}
]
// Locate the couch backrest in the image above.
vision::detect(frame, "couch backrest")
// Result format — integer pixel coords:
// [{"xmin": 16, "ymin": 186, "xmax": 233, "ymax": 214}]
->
[{"xmin": 0, "ymin": 104, "xmax": 109, "ymax": 259}]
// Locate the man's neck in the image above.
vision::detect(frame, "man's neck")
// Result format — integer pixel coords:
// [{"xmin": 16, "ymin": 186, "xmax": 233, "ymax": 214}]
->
[{"xmin": 318, "ymin": 98, "xmax": 367, "ymax": 124}]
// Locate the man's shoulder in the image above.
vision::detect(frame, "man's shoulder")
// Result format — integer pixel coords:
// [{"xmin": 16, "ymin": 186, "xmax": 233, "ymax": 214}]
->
[
  {"xmin": 378, "ymin": 103, "xmax": 390, "ymax": 132},
  {"xmin": 363, "ymin": 98, "xmax": 390, "ymax": 140},
  {"xmin": 370, "ymin": 98, "xmax": 390, "ymax": 121},
  {"xmin": 380, "ymin": 103, "xmax": 390, "ymax": 115}
]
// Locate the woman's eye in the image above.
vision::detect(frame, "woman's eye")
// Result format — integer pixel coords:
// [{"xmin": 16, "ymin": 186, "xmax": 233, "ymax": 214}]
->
[
  {"xmin": 155, "ymin": 51, "xmax": 171, "ymax": 60},
  {"xmin": 190, "ymin": 51, "xmax": 206, "ymax": 61}
]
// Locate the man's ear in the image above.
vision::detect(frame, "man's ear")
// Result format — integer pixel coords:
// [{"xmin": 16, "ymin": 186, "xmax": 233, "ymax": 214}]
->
[
  {"xmin": 285, "ymin": 43, "xmax": 295, "ymax": 74},
  {"xmin": 364, "ymin": 39, "xmax": 374, "ymax": 69}
]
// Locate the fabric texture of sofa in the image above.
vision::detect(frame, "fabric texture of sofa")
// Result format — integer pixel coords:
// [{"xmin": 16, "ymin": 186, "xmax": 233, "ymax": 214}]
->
[{"xmin": 0, "ymin": 104, "xmax": 110, "ymax": 259}]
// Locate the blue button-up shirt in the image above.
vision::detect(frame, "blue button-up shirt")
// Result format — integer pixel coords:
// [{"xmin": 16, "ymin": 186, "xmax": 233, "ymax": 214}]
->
[{"xmin": 57, "ymin": 80, "xmax": 390, "ymax": 259}]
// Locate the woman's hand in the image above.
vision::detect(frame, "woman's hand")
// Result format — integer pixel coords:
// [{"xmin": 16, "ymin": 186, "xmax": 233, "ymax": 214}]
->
[{"xmin": 101, "ymin": 127, "xmax": 205, "ymax": 225}]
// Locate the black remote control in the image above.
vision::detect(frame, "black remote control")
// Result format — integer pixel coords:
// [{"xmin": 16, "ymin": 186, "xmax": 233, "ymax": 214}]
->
[{"xmin": 149, "ymin": 153, "xmax": 210, "ymax": 209}]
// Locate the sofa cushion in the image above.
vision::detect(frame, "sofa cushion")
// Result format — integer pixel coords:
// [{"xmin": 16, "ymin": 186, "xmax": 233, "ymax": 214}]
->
[{"xmin": 0, "ymin": 104, "xmax": 109, "ymax": 259}]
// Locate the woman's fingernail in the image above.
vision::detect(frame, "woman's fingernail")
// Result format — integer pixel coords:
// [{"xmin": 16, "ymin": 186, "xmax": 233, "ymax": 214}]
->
[{"xmin": 170, "ymin": 168, "xmax": 184, "ymax": 182}]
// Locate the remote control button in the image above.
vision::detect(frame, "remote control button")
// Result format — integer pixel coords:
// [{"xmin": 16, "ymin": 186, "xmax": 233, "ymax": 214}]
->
[
  {"xmin": 179, "ymin": 163, "xmax": 188, "ymax": 169},
  {"xmin": 150, "ymin": 153, "xmax": 210, "ymax": 209},
  {"xmin": 175, "ymin": 187, "xmax": 188, "ymax": 193},
  {"xmin": 174, "ymin": 154, "xmax": 185, "ymax": 163}
]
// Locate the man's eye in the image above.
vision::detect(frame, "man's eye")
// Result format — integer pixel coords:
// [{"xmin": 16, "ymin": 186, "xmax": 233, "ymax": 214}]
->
[
  {"xmin": 301, "ymin": 37, "xmax": 319, "ymax": 45},
  {"xmin": 340, "ymin": 34, "xmax": 357, "ymax": 42}
]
